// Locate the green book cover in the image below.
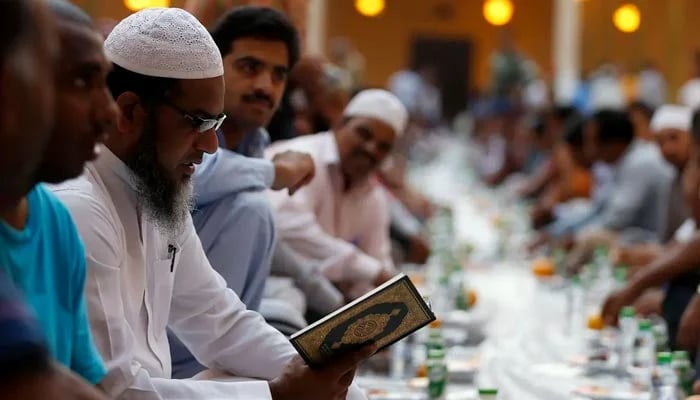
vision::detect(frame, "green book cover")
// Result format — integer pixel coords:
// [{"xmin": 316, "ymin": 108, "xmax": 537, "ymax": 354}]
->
[{"xmin": 290, "ymin": 273, "xmax": 435, "ymax": 368}]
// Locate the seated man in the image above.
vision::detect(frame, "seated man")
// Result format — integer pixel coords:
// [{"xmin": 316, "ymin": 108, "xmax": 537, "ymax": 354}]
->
[
  {"xmin": 268, "ymin": 89, "xmax": 408, "ymax": 300},
  {"xmin": 530, "ymin": 117, "xmax": 593, "ymax": 229},
  {"xmin": 190, "ymin": 5, "xmax": 314, "ymax": 312},
  {"xmin": 52, "ymin": 9, "xmax": 370, "ymax": 399},
  {"xmin": 0, "ymin": 3, "xmax": 105, "ymax": 398},
  {"xmin": 169, "ymin": 6, "xmax": 340, "ymax": 379},
  {"xmin": 566, "ymin": 107, "xmax": 689, "ymax": 270},
  {"xmin": 0, "ymin": 0, "xmax": 112, "ymax": 385},
  {"xmin": 602, "ymin": 108, "xmax": 700, "ymax": 352},
  {"xmin": 613, "ymin": 105, "xmax": 693, "ymax": 267}
]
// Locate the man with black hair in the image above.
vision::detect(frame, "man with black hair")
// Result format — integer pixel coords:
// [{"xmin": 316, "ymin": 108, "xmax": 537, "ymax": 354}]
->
[
  {"xmin": 627, "ymin": 100, "xmax": 655, "ymax": 141},
  {"xmin": 547, "ymin": 110, "xmax": 672, "ymax": 267},
  {"xmin": 0, "ymin": 0, "xmax": 108, "ymax": 398},
  {"xmin": 1, "ymin": 0, "xmax": 113, "ymax": 386},
  {"xmin": 171, "ymin": 5, "xmax": 343, "ymax": 379},
  {"xmin": 189, "ymin": 6, "xmax": 315, "ymax": 312},
  {"xmin": 578, "ymin": 109, "xmax": 672, "ymax": 238},
  {"xmin": 519, "ymin": 105, "xmax": 579, "ymax": 199}
]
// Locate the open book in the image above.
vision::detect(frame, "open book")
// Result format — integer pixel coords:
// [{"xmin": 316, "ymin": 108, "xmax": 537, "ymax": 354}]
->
[{"xmin": 290, "ymin": 273, "xmax": 436, "ymax": 367}]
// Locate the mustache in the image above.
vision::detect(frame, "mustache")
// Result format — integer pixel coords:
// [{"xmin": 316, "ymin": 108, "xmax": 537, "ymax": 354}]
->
[
  {"xmin": 352, "ymin": 150, "xmax": 377, "ymax": 165},
  {"xmin": 241, "ymin": 91, "xmax": 274, "ymax": 109}
]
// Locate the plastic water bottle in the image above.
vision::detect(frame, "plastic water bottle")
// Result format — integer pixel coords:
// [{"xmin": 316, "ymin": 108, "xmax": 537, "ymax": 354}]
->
[
  {"xmin": 652, "ymin": 318, "xmax": 670, "ymax": 352},
  {"xmin": 389, "ymin": 338, "xmax": 407, "ymax": 380},
  {"xmin": 593, "ymin": 246, "xmax": 614, "ymax": 296},
  {"xmin": 671, "ymin": 351, "xmax": 693, "ymax": 397},
  {"xmin": 632, "ymin": 319, "xmax": 655, "ymax": 390},
  {"xmin": 478, "ymin": 388, "xmax": 499, "ymax": 400},
  {"xmin": 655, "ymin": 352, "xmax": 680, "ymax": 400},
  {"xmin": 617, "ymin": 306, "xmax": 637, "ymax": 376},
  {"xmin": 426, "ymin": 320, "xmax": 445, "ymax": 352},
  {"xmin": 427, "ymin": 348, "xmax": 447, "ymax": 399},
  {"xmin": 567, "ymin": 276, "xmax": 585, "ymax": 337}
]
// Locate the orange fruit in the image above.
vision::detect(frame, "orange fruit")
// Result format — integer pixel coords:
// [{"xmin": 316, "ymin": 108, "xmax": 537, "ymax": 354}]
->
[
  {"xmin": 408, "ymin": 273, "xmax": 425, "ymax": 286},
  {"xmin": 429, "ymin": 319, "xmax": 442, "ymax": 329},
  {"xmin": 587, "ymin": 314, "xmax": 604, "ymax": 330},
  {"xmin": 416, "ymin": 364, "xmax": 427, "ymax": 378},
  {"xmin": 532, "ymin": 257, "xmax": 555, "ymax": 277},
  {"xmin": 468, "ymin": 289, "xmax": 478, "ymax": 307}
]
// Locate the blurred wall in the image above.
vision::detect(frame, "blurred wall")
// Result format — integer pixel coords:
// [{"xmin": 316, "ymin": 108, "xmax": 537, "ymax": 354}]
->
[
  {"xmin": 72, "ymin": 0, "xmax": 185, "ymax": 20},
  {"xmin": 581, "ymin": 0, "xmax": 697, "ymax": 100},
  {"xmin": 325, "ymin": 0, "xmax": 554, "ymax": 91}
]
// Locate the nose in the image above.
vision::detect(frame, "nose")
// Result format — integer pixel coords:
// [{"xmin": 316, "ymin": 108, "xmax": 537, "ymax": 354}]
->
[
  {"xmin": 95, "ymin": 88, "xmax": 119, "ymax": 134},
  {"xmin": 253, "ymin": 70, "xmax": 274, "ymax": 92},
  {"xmin": 362, "ymin": 140, "xmax": 380, "ymax": 159},
  {"xmin": 194, "ymin": 128, "xmax": 219, "ymax": 154}
]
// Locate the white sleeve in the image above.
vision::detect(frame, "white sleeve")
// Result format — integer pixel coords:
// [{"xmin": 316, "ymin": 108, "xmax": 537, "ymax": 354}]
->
[
  {"xmin": 167, "ymin": 223, "xmax": 368, "ymax": 400},
  {"xmin": 167, "ymin": 222, "xmax": 296, "ymax": 380},
  {"xmin": 270, "ymin": 187, "xmax": 383, "ymax": 285},
  {"xmin": 58, "ymin": 190, "xmax": 279, "ymax": 400}
]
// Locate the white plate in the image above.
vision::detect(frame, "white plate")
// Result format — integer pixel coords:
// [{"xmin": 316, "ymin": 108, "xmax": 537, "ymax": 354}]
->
[{"xmin": 572, "ymin": 386, "xmax": 650, "ymax": 400}]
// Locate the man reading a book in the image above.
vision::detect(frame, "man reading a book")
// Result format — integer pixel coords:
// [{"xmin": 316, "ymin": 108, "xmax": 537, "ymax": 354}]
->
[
  {"xmin": 50, "ymin": 8, "xmax": 372, "ymax": 400},
  {"xmin": 267, "ymin": 89, "xmax": 408, "ymax": 300}
]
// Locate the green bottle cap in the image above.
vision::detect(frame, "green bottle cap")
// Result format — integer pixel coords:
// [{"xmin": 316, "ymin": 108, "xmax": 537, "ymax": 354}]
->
[
  {"xmin": 594, "ymin": 245, "xmax": 609, "ymax": 256},
  {"xmin": 657, "ymin": 352, "xmax": 672, "ymax": 365},
  {"xmin": 673, "ymin": 351, "xmax": 690, "ymax": 361},
  {"xmin": 638, "ymin": 319, "xmax": 652, "ymax": 331},
  {"xmin": 620, "ymin": 306, "xmax": 635, "ymax": 318},
  {"xmin": 614, "ymin": 267, "xmax": 627, "ymax": 282},
  {"xmin": 478, "ymin": 388, "xmax": 499, "ymax": 395}
]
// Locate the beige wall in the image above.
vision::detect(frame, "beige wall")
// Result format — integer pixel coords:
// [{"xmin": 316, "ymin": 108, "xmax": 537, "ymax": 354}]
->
[
  {"xmin": 325, "ymin": 0, "xmax": 554, "ymax": 90},
  {"xmin": 580, "ymin": 0, "xmax": 699, "ymax": 99},
  {"xmin": 76, "ymin": 0, "xmax": 700, "ymax": 97}
]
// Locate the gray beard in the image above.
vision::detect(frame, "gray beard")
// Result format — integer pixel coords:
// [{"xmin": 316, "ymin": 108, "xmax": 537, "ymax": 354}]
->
[{"xmin": 125, "ymin": 122, "xmax": 193, "ymax": 240}]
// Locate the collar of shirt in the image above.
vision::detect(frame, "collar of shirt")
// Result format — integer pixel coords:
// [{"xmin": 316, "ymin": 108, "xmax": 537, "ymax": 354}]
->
[{"xmin": 94, "ymin": 145, "xmax": 139, "ymax": 193}]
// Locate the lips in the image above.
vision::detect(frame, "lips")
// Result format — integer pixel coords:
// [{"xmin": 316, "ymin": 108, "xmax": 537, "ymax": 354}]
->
[{"xmin": 180, "ymin": 157, "xmax": 203, "ymax": 176}]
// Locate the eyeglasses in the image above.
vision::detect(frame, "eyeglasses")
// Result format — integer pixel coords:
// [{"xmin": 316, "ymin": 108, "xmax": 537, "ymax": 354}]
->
[{"xmin": 162, "ymin": 100, "xmax": 226, "ymax": 133}]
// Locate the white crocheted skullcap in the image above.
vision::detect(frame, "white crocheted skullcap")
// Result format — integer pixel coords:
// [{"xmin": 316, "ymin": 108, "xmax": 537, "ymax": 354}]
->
[
  {"xmin": 105, "ymin": 8, "xmax": 223, "ymax": 80},
  {"xmin": 343, "ymin": 89, "xmax": 408, "ymax": 136},
  {"xmin": 650, "ymin": 104, "xmax": 692, "ymax": 133}
]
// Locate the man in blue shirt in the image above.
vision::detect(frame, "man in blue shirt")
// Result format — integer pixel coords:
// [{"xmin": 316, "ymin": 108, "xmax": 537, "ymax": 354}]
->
[
  {"xmin": 170, "ymin": 6, "xmax": 348, "ymax": 378},
  {"xmin": 0, "ymin": 0, "xmax": 116, "ymax": 385}
]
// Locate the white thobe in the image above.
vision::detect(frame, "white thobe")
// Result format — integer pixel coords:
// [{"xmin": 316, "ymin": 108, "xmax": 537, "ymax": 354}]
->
[
  {"xmin": 50, "ymin": 147, "xmax": 366, "ymax": 400},
  {"xmin": 266, "ymin": 132, "xmax": 394, "ymax": 299}
]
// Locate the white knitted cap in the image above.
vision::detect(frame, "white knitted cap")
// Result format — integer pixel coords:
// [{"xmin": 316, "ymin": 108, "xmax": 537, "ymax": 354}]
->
[
  {"xmin": 650, "ymin": 104, "xmax": 692, "ymax": 133},
  {"xmin": 104, "ymin": 8, "xmax": 223, "ymax": 79},
  {"xmin": 343, "ymin": 89, "xmax": 408, "ymax": 136}
]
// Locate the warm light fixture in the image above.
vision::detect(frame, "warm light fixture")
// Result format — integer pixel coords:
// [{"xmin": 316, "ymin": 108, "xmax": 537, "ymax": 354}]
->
[
  {"xmin": 613, "ymin": 3, "xmax": 641, "ymax": 33},
  {"xmin": 124, "ymin": 0, "xmax": 170, "ymax": 12},
  {"xmin": 483, "ymin": 0, "xmax": 514, "ymax": 26},
  {"xmin": 355, "ymin": 0, "xmax": 385, "ymax": 17}
]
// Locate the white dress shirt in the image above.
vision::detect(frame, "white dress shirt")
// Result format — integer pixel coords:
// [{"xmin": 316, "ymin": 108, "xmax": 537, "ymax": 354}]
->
[
  {"xmin": 51, "ymin": 146, "xmax": 366, "ymax": 400},
  {"xmin": 266, "ymin": 132, "xmax": 394, "ymax": 299}
]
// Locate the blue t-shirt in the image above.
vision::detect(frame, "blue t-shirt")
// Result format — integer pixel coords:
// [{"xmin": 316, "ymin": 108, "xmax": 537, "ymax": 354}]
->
[
  {"xmin": 0, "ymin": 270, "xmax": 46, "ymax": 368},
  {"xmin": 0, "ymin": 184, "xmax": 106, "ymax": 384}
]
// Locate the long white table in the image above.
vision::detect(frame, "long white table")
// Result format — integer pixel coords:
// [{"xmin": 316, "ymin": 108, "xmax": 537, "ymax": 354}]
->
[{"xmin": 401, "ymin": 135, "xmax": 640, "ymax": 400}]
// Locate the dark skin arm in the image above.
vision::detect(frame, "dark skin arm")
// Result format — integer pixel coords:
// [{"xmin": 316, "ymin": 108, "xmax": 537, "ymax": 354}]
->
[{"xmin": 602, "ymin": 233, "xmax": 700, "ymax": 326}]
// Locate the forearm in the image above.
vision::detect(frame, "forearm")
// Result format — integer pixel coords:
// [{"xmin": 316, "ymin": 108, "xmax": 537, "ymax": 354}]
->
[{"xmin": 629, "ymin": 234, "xmax": 700, "ymax": 293}]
